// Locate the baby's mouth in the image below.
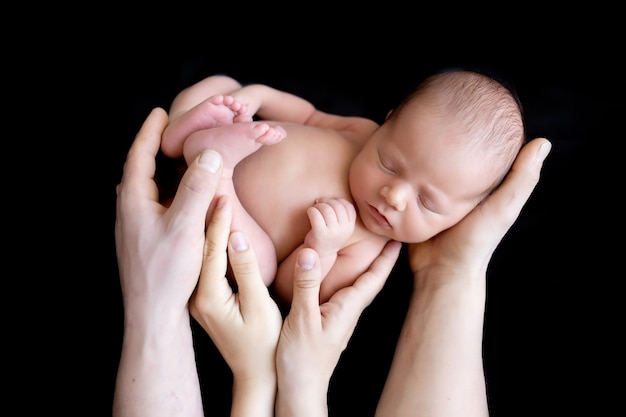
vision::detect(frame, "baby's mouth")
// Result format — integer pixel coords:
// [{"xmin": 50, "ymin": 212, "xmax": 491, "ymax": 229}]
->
[{"xmin": 368, "ymin": 204, "xmax": 391, "ymax": 229}]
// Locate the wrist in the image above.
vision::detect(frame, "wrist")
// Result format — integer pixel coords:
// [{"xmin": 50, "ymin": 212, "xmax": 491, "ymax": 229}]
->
[
  {"xmin": 275, "ymin": 389, "xmax": 328, "ymax": 417},
  {"xmin": 231, "ymin": 373, "xmax": 277, "ymax": 417},
  {"xmin": 276, "ymin": 376, "xmax": 329, "ymax": 417},
  {"xmin": 413, "ymin": 264, "xmax": 485, "ymax": 293}
]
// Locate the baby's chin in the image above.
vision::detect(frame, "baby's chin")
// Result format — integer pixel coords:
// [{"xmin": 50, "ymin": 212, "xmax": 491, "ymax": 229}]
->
[{"xmin": 384, "ymin": 229, "xmax": 434, "ymax": 244}]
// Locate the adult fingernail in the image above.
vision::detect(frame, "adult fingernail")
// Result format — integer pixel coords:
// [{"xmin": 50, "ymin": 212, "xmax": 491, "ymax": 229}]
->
[
  {"xmin": 536, "ymin": 140, "xmax": 552, "ymax": 163},
  {"xmin": 198, "ymin": 150, "xmax": 222, "ymax": 173},
  {"xmin": 297, "ymin": 250, "xmax": 315, "ymax": 270},
  {"xmin": 230, "ymin": 232, "xmax": 249, "ymax": 252}
]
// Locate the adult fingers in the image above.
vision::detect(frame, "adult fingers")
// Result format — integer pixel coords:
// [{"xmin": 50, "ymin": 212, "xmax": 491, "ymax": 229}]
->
[
  {"xmin": 335, "ymin": 240, "xmax": 402, "ymax": 311},
  {"xmin": 319, "ymin": 240, "xmax": 401, "ymax": 348},
  {"xmin": 474, "ymin": 137, "xmax": 552, "ymax": 247},
  {"xmin": 117, "ymin": 107, "xmax": 167, "ymax": 204},
  {"xmin": 288, "ymin": 248, "xmax": 323, "ymax": 317},
  {"xmin": 409, "ymin": 138, "xmax": 551, "ymax": 273},
  {"xmin": 161, "ymin": 101, "xmax": 207, "ymax": 157},
  {"xmin": 228, "ymin": 231, "xmax": 275, "ymax": 316},
  {"xmin": 166, "ymin": 149, "xmax": 223, "ymax": 229},
  {"xmin": 191, "ymin": 195, "xmax": 234, "ymax": 317}
]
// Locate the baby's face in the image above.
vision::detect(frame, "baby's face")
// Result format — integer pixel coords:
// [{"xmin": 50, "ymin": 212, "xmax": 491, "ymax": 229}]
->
[{"xmin": 348, "ymin": 104, "xmax": 498, "ymax": 243}]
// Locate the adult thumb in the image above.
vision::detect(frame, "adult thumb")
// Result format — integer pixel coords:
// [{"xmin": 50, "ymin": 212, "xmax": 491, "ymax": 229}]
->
[
  {"xmin": 290, "ymin": 248, "xmax": 323, "ymax": 312},
  {"xmin": 167, "ymin": 149, "xmax": 223, "ymax": 228}
]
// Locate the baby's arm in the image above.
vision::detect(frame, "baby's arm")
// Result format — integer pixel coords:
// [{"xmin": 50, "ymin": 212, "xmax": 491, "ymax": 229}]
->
[
  {"xmin": 304, "ymin": 198, "xmax": 357, "ymax": 273},
  {"xmin": 273, "ymin": 198, "xmax": 357, "ymax": 305}
]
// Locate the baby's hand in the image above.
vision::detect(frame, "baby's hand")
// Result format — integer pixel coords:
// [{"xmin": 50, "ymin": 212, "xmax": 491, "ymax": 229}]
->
[{"xmin": 304, "ymin": 198, "xmax": 356, "ymax": 257}]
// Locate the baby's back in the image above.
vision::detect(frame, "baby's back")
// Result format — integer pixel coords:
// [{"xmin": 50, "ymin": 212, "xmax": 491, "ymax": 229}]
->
[{"xmin": 233, "ymin": 122, "xmax": 362, "ymax": 261}]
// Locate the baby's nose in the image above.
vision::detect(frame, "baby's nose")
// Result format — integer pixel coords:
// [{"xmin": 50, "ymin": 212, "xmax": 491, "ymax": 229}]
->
[{"xmin": 381, "ymin": 182, "xmax": 410, "ymax": 211}]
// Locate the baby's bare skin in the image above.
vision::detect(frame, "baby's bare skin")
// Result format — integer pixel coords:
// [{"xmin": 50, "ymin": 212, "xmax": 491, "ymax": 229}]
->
[
  {"xmin": 162, "ymin": 90, "xmax": 386, "ymax": 304},
  {"xmin": 164, "ymin": 94, "xmax": 368, "ymax": 261},
  {"xmin": 183, "ymin": 122, "xmax": 286, "ymax": 176},
  {"xmin": 164, "ymin": 94, "xmax": 287, "ymax": 176},
  {"xmin": 161, "ymin": 72, "xmax": 525, "ymax": 311},
  {"xmin": 233, "ymin": 121, "xmax": 365, "ymax": 261},
  {"xmin": 162, "ymin": 94, "xmax": 254, "ymax": 157}
]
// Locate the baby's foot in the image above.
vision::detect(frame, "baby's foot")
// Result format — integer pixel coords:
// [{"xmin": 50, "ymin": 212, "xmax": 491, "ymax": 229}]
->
[
  {"xmin": 202, "ymin": 94, "xmax": 251, "ymax": 125},
  {"xmin": 162, "ymin": 95, "xmax": 253, "ymax": 158},
  {"xmin": 183, "ymin": 122, "xmax": 287, "ymax": 171}
]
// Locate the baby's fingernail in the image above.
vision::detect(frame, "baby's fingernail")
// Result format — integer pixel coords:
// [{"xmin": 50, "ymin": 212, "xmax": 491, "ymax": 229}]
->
[
  {"xmin": 198, "ymin": 150, "xmax": 222, "ymax": 173},
  {"xmin": 297, "ymin": 250, "xmax": 315, "ymax": 270},
  {"xmin": 230, "ymin": 232, "xmax": 249, "ymax": 252}
]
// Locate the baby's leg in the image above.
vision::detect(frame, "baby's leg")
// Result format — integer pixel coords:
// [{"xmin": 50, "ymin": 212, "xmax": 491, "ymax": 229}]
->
[
  {"xmin": 213, "ymin": 179, "xmax": 278, "ymax": 287},
  {"xmin": 170, "ymin": 75, "xmax": 243, "ymax": 120},
  {"xmin": 162, "ymin": 75, "xmax": 245, "ymax": 157},
  {"xmin": 183, "ymin": 122, "xmax": 286, "ymax": 172},
  {"xmin": 186, "ymin": 122, "xmax": 287, "ymax": 286},
  {"xmin": 162, "ymin": 94, "xmax": 253, "ymax": 158}
]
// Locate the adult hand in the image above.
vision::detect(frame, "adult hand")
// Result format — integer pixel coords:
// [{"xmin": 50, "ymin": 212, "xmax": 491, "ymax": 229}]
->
[
  {"xmin": 113, "ymin": 107, "xmax": 224, "ymax": 417},
  {"xmin": 189, "ymin": 201, "xmax": 401, "ymax": 417},
  {"xmin": 375, "ymin": 137, "xmax": 551, "ymax": 417},
  {"xmin": 275, "ymin": 240, "xmax": 402, "ymax": 416},
  {"xmin": 116, "ymin": 107, "xmax": 224, "ymax": 317},
  {"xmin": 190, "ymin": 196, "xmax": 282, "ymax": 417},
  {"xmin": 408, "ymin": 137, "xmax": 552, "ymax": 276}
]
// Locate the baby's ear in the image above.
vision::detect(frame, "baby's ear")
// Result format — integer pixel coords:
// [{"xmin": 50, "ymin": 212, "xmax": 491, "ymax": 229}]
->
[{"xmin": 385, "ymin": 109, "xmax": 394, "ymax": 120}]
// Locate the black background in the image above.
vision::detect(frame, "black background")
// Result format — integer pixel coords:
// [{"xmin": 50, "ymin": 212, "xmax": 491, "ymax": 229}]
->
[{"xmin": 88, "ymin": 15, "xmax": 616, "ymax": 416}]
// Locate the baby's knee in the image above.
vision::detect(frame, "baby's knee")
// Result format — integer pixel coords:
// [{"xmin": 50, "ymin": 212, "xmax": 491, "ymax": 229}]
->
[{"xmin": 203, "ymin": 74, "xmax": 242, "ymax": 93}]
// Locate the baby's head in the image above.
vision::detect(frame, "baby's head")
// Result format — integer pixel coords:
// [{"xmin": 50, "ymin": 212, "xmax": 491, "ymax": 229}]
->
[{"xmin": 349, "ymin": 69, "xmax": 525, "ymax": 243}]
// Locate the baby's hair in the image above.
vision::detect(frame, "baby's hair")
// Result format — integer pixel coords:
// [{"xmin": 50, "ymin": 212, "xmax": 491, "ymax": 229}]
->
[{"xmin": 389, "ymin": 68, "xmax": 526, "ymax": 192}]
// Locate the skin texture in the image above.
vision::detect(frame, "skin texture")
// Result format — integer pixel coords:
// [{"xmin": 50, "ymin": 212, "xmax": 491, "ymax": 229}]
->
[
  {"xmin": 375, "ymin": 137, "xmax": 551, "ymax": 417},
  {"xmin": 113, "ymin": 106, "xmax": 403, "ymax": 416},
  {"xmin": 189, "ymin": 209, "xmax": 401, "ymax": 417},
  {"xmin": 114, "ymin": 105, "xmax": 550, "ymax": 416},
  {"xmin": 190, "ymin": 199, "xmax": 282, "ymax": 417},
  {"xmin": 161, "ymin": 73, "xmax": 522, "ymax": 306},
  {"xmin": 114, "ymin": 108, "xmax": 220, "ymax": 417},
  {"xmin": 274, "ymin": 242, "xmax": 402, "ymax": 417}
]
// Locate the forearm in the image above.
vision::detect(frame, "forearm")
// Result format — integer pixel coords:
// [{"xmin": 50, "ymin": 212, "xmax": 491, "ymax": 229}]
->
[
  {"xmin": 275, "ymin": 377, "xmax": 329, "ymax": 417},
  {"xmin": 375, "ymin": 271, "xmax": 489, "ymax": 417},
  {"xmin": 231, "ymin": 374, "xmax": 277, "ymax": 417},
  {"xmin": 113, "ymin": 314, "xmax": 203, "ymax": 417}
]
